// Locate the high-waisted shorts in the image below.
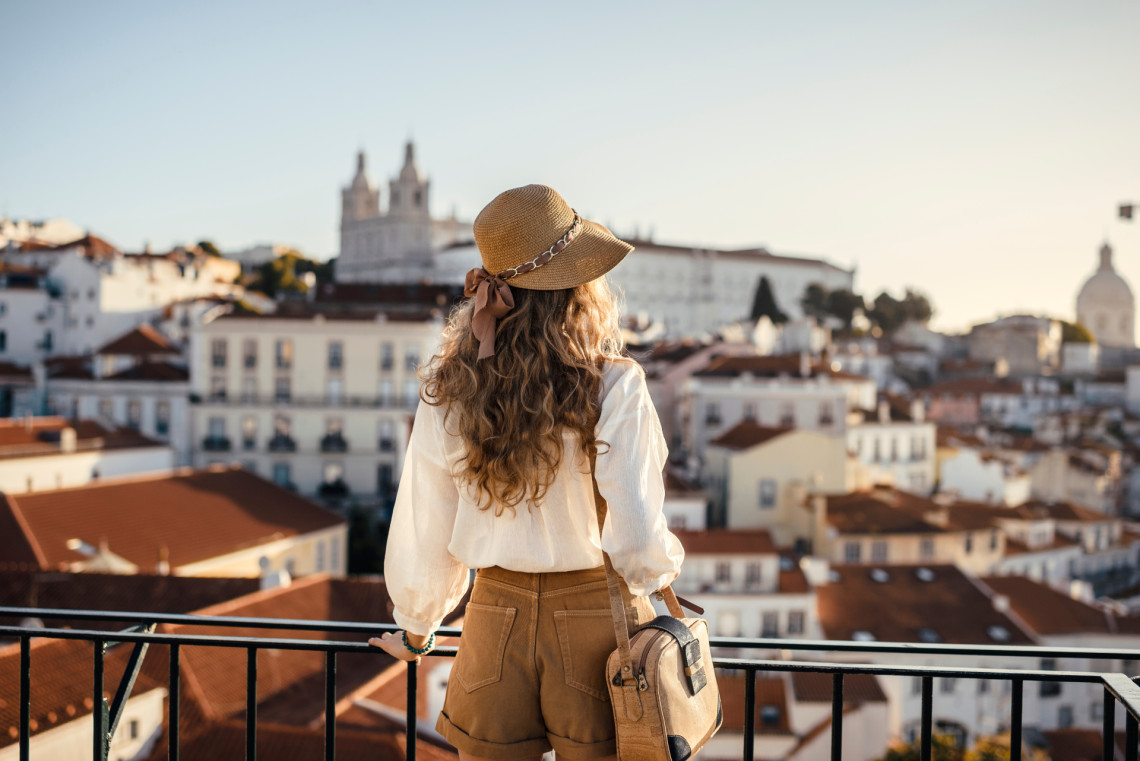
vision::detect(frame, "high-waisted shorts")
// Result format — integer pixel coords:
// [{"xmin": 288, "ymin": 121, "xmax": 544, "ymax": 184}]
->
[{"xmin": 435, "ymin": 565, "xmax": 656, "ymax": 760}]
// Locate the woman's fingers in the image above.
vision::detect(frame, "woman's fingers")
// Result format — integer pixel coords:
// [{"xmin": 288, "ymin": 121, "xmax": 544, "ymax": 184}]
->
[{"xmin": 367, "ymin": 631, "xmax": 421, "ymax": 662}]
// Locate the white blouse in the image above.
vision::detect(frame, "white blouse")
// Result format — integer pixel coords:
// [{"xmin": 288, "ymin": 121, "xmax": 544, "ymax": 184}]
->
[{"xmin": 384, "ymin": 359, "xmax": 685, "ymax": 635}]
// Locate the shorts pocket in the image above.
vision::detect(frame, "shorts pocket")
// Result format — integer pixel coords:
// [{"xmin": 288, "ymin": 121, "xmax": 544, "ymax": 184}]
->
[
  {"xmin": 454, "ymin": 602, "xmax": 516, "ymax": 693},
  {"xmin": 554, "ymin": 609, "xmax": 618, "ymax": 701}
]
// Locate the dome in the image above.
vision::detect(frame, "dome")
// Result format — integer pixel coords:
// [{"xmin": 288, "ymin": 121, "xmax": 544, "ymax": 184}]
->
[{"xmin": 1077, "ymin": 242, "xmax": 1133, "ymax": 307}]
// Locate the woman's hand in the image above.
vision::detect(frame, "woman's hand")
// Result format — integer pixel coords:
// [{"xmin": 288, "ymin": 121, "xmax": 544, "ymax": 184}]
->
[{"xmin": 368, "ymin": 631, "xmax": 431, "ymax": 663}]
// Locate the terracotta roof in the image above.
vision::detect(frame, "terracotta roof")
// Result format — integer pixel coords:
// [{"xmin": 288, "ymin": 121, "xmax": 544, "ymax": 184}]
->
[
  {"xmin": 1002, "ymin": 535, "xmax": 1080, "ymax": 556},
  {"xmin": 673, "ymin": 529, "xmax": 776, "ymax": 555},
  {"xmin": 981, "ymin": 576, "xmax": 1114, "ymax": 635},
  {"xmin": 0, "ymin": 467, "xmax": 345, "ymax": 571},
  {"xmin": 44, "ymin": 356, "xmax": 93, "ymax": 380},
  {"xmin": 824, "ymin": 489, "xmax": 944, "ymax": 535},
  {"xmin": 925, "ymin": 378, "xmax": 1022, "ymax": 397},
  {"xmin": 96, "ymin": 324, "xmax": 178, "ymax": 356},
  {"xmin": 105, "ymin": 361, "xmax": 189, "ymax": 382},
  {"xmin": 0, "ymin": 637, "xmax": 164, "ymax": 749},
  {"xmin": 694, "ymin": 354, "xmax": 867, "ymax": 381},
  {"xmin": 19, "ymin": 233, "xmax": 119, "ymax": 257},
  {"xmin": 0, "ymin": 362, "xmax": 31, "ymax": 380},
  {"xmin": 778, "ymin": 553, "xmax": 811, "ymax": 594},
  {"xmin": 708, "ymin": 420, "xmax": 794, "ymax": 451},
  {"xmin": 0, "ymin": 569, "xmax": 259, "ymax": 631},
  {"xmin": 790, "ymin": 671, "xmax": 887, "ymax": 703},
  {"xmin": 817, "ymin": 564, "xmax": 1033, "ymax": 644},
  {"xmin": 645, "ymin": 340, "xmax": 713, "ymax": 364},
  {"xmin": 663, "ymin": 464, "xmax": 702, "ymax": 495},
  {"xmin": 1015, "ymin": 500, "xmax": 1112, "ymax": 524},
  {"xmin": 717, "ymin": 674, "xmax": 791, "ymax": 734},
  {"xmin": 0, "ymin": 417, "xmax": 163, "ymax": 460},
  {"xmin": 941, "ymin": 502, "xmax": 1020, "ymax": 531},
  {"xmin": 936, "ymin": 428, "xmax": 988, "ymax": 449}
]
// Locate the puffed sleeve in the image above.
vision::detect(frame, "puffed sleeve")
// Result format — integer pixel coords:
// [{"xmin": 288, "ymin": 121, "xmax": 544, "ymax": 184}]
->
[
  {"xmin": 383, "ymin": 400, "xmax": 469, "ymax": 635},
  {"xmin": 594, "ymin": 363, "xmax": 685, "ymax": 596}
]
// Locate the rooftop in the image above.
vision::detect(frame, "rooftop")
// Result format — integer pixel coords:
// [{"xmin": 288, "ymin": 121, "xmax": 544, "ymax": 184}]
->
[
  {"xmin": 708, "ymin": 420, "xmax": 794, "ymax": 451},
  {"xmin": 694, "ymin": 354, "xmax": 866, "ymax": 381},
  {"xmin": 96, "ymin": 324, "xmax": 179, "ymax": 356},
  {"xmin": 0, "ymin": 417, "xmax": 163, "ymax": 460},
  {"xmin": 672, "ymin": 529, "xmax": 777, "ymax": 555}
]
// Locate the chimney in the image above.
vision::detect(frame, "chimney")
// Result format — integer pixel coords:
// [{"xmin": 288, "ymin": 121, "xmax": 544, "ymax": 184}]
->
[
  {"xmin": 799, "ymin": 351, "xmax": 811, "ymax": 378},
  {"xmin": 156, "ymin": 545, "xmax": 170, "ymax": 576},
  {"xmin": 911, "ymin": 399, "xmax": 925, "ymax": 423},
  {"xmin": 59, "ymin": 427, "xmax": 76, "ymax": 453},
  {"xmin": 877, "ymin": 400, "xmax": 890, "ymax": 424},
  {"xmin": 992, "ymin": 594, "xmax": 1010, "ymax": 614}
]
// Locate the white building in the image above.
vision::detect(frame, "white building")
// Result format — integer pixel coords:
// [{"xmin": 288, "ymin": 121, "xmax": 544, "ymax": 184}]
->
[
  {"xmin": 223, "ymin": 243, "xmax": 290, "ymax": 274},
  {"xmin": 0, "ymin": 416, "xmax": 172, "ymax": 494},
  {"xmin": 0, "ymin": 216, "xmax": 84, "ymax": 249},
  {"xmin": 1076, "ymin": 242, "xmax": 1135, "ymax": 349},
  {"xmin": 939, "ymin": 445, "xmax": 1032, "ymax": 506},
  {"xmin": 847, "ymin": 397, "xmax": 937, "ymax": 495},
  {"xmin": 189, "ymin": 307, "xmax": 443, "ymax": 509},
  {"xmin": 336, "ymin": 144, "xmax": 473, "ymax": 284}
]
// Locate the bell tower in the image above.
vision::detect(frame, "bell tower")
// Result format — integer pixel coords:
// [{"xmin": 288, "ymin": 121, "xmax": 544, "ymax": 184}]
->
[
  {"xmin": 388, "ymin": 141, "xmax": 431, "ymax": 219},
  {"xmin": 341, "ymin": 150, "xmax": 380, "ymax": 222}
]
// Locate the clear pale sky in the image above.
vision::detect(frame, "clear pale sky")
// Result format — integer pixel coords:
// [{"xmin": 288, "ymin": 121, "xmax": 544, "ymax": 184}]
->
[{"xmin": 4, "ymin": 1, "xmax": 1139, "ymax": 333}]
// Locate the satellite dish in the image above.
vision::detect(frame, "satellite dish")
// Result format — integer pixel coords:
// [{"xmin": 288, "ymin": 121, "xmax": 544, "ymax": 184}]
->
[{"xmin": 258, "ymin": 556, "xmax": 271, "ymax": 571}]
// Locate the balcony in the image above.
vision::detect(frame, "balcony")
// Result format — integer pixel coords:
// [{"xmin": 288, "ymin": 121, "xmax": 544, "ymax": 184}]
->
[
  {"xmin": 320, "ymin": 435, "xmax": 349, "ymax": 453},
  {"xmin": 201, "ymin": 435, "xmax": 231, "ymax": 452},
  {"xmin": 2, "ymin": 605, "xmax": 1140, "ymax": 761},
  {"xmin": 267, "ymin": 434, "xmax": 297, "ymax": 452},
  {"xmin": 191, "ymin": 394, "xmax": 409, "ymax": 410},
  {"xmin": 318, "ymin": 479, "xmax": 350, "ymax": 499}
]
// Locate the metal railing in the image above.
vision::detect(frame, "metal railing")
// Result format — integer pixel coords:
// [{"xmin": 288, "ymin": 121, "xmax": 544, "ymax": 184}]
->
[{"xmin": 3, "ymin": 606, "xmax": 1140, "ymax": 761}]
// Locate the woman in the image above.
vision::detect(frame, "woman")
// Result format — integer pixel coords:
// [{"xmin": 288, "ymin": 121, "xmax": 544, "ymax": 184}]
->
[{"xmin": 370, "ymin": 184, "xmax": 684, "ymax": 761}]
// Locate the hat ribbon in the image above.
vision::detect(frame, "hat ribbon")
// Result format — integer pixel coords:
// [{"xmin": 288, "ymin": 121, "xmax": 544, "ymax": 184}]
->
[{"xmin": 464, "ymin": 212, "xmax": 583, "ymax": 360}]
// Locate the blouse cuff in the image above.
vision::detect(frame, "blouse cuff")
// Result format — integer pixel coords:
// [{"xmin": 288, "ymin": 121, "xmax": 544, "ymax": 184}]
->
[
  {"xmin": 392, "ymin": 608, "xmax": 440, "ymax": 637},
  {"xmin": 624, "ymin": 569, "xmax": 680, "ymax": 598}
]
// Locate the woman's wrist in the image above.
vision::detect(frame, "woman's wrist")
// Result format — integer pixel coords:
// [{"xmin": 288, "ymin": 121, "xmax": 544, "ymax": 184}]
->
[{"xmin": 404, "ymin": 631, "xmax": 434, "ymax": 653}]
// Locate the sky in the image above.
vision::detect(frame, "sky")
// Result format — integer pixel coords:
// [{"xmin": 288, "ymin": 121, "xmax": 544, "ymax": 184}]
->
[{"xmin": 3, "ymin": 0, "xmax": 1139, "ymax": 333}]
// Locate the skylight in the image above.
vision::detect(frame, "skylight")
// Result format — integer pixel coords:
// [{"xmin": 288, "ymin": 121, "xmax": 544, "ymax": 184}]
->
[
  {"xmin": 852, "ymin": 630, "xmax": 877, "ymax": 642},
  {"xmin": 915, "ymin": 567, "xmax": 936, "ymax": 582},
  {"xmin": 917, "ymin": 628, "xmax": 942, "ymax": 643},
  {"xmin": 870, "ymin": 569, "xmax": 890, "ymax": 583},
  {"xmin": 987, "ymin": 625, "xmax": 1012, "ymax": 642}
]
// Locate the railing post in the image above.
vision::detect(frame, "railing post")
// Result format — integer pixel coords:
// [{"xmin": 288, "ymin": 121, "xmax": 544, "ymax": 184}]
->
[
  {"xmin": 743, "ymin": 669, "xmax": 756, "ymax": 761},
  {"xmin": 19, "ymin": 635, "xmax": 30, "ymax": 761},
  {"xmin": 407, "ymin": 660, "xmax": 418, "ymax": 761},
  {"xmin": 1105, "ymin": 687, "xmax": 1116, "ymax": 761},
  {"xmin": 325, "ymin": 651, "xmax": 336, "ymax": 761},
  {"xmin": 93, "ymin": 638, "xmax": 108, "ymax": 761},
  {"xmin": 920, "ymin": 676, "xmax": 932, "ymax": 761},
  {"xmin": 169, "ymin": 643, "xmax": 180, "ymax": 761},
  {"xmin": 1011, "ymin": 679, "xmax": 1024, "ymax": 761},
  {"xmin": 246, "ymin": 647, "xmax": 257, "ymax": 761},
  {"xmin": 831, "ymin": 672, "xmax": 844, "ymax": 761},
  {"xmin": 1127, "ymin": 713, "xmax": 1138, "ymax": 761}
]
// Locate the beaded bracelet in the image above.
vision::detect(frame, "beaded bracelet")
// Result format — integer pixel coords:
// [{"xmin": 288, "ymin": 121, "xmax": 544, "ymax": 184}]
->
[{"xmin": 402, "ymin": 631, "xmax": 435, "ymax": 655}]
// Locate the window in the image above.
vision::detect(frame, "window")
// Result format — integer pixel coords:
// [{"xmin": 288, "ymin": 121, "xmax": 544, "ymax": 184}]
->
[
  {"xmin": 404, "ymin": 379, "xmax": 420, "ymax": 408},
  {"xmin": 275, "ymin": 339, "xmax": 293, "ymax": 369},
  {"xmin": 242, "ymin": 376, "xmax": 257, "ymax": 403},
  {"xmin": 787, "ymin": 610, "xmax": 804, "ymax": 635},
  {"xmin": 745, "ymin": 562, "xmax": 762, "ymax": 588},
  {"xmin": 275, "ymin": 414, "xmax": 291, "ymax": 437},
  {"xmin": 759, "ymin": 479, "xmax": 777, "ymax": 509},
  {"xmin": 0, "ymin": 330, "xmax": 6, "ymax": 353},
  {"xmin": 920, "ymin": 538, "xmax": 935, "ymax": 559},
  {"xmin": 243, "ymin": 339, "xmax": 257, "ymax": 369},
  {"xmin": 275, "ymin": 376, "xmax": 291, "ymax": 403},
  {"xmin": 760, "ymin": 705, "xmax": 781, "ymax": 726},
  {"xmin": 87, "ymin": 287, "xmax": 96, "ymax": 301},
  {"xmin": 761, "ymin": 612, "xmax": 779, "ymax": 637},
  {"xmin": 211, "ymin": 338, "xmax": 227, "ymax": 369},
  {"xmin": 323, "ymin": 461, "xmax": 343, "ymax": 484},
  {"xmin": 911, "ymin": 677, "xmax": 922, "ymax": 696},
  {"xmin": 715, "ymin": 562, "xmax": 731, "ymax": 583},
  {"xmin": 890, "ymin": 437, "xmax": 898, "ymax": 462},
  {"xmin": 380, "ymin": 342, "xmax": 394, "ymax": 371},
  {"xmin": 1058, "ymin": 705, "xmax": 1073, "ymax": 728},
  {"xmin": 872, "ymin": 438, "xmax": 881, "ymax": 463},
  {"xmin": 405, "ymin": 345, "xmax": 420, "ymax": 372},
  {"xmin": 818, "ymin": 402, "xmax": 834, "ymax": 427},
  {"xmin": 940, "ymin": 677, "xmax": 957, "ymax": 694},
  {"xmin": 242, "ymin": 416, "xmax": 257, "ymax": 450},
  {"xmin": 871, "ymin": 540, "xmax": 888, "ymax": 562},
  {"xmin": 964, "ymin": 533, "xmax": 974, "ymax": 554},
  {"xmin": 379, "ymin": 420, "xmax": 394, "ymax": 451},
  {"xmin": 316, "ymin": 541, "xmax": 326, "ymax": 573},
  {"xmin": 129, "ymin": 719, "xmax": 139, "ymax": 740},
  {"xmin": 328, "ymin": 340, "xmax": 344, "ymax": 371},
  {"xmin": 743, "ymin": 403, "xmax": 756, "ymax": 421},
  {"xmin": 209, "ymin": 376, "xmax": 226, "ymax": 401},
  {"xmin": 98, "ymin": 398, "xmax": 114, "ymax": 419},
  {"xmin": 377, "ymin": 463, "xmax": 394, "ymax": 499},
  {"xmin": 990, "ymin": 530, "xmax": 999, "ymax": 551},
  {"xmin": 155, "ymin": 401, "xmax": 170, "ymax": 435},
  {"xmin": 126, "ymin": 400, "xmax": 141, "ymax": 429},
  {"xmin": 978, "ymin": 679, "xmax": 990, "ymax": 694},
  {"xmin": 331, "ymin": 536, "xmax": 340, "ymax": 571},
  {"xmin": 379, "ymin": 379, "xmax": 394, "ymax": 406},
  {"xmin": 779, "ymin": 403, "xmax": 794, "ymax": 427},
  {"xmin": 1040, "ymin": 659, "xmax": 1061, "ymax": 697},
  {"xmin": 844, "ymin": 541, "xmax": 862, "ymax": 563},
  {"xmin": 705, "ymin": 402, "xmax": 721, "ymax": 426},
  {"xmin": 327, "ymin": 377, "xmax": 344, "ymax": 405},
  {"xmin": 272, "ymin": 462, "xmax": 291, "ymax": 487},
  {"xmin": 208, "ymin": 416, "xmax": 225, "ymax": 437}
]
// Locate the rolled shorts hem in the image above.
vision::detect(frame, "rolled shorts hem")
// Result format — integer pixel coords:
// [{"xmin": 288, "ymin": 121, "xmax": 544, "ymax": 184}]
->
[
  {"xmin": 546, "ymin": 728, "xmax": 617, "ymax": 760},
  {"xmin": 436, "ymin": 711, "xmax": 552, "ymax": 760}
]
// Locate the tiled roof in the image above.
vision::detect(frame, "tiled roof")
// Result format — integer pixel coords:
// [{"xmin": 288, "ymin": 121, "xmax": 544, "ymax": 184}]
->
[
  {"xmin": 96, "ymin": 324, "xmax": 178, "ymax": 356},
  {"xmin": 981, "ymin": 576, "xmax": 1115, "ymax": 635},
  {"xmin": 1002, "ymin": 535, "xmax": 1079, "ymax": 556},
  {"xmin": 823, "ymin": 489, "xmax": 944, "ymax": 535},
  {"xmin": 717, "ymin": 674, "xmax": 791, "ymax": 734},
  {"xmin": 708, "ymin": 421, "xmax": 794, "ymax": 451},
  {"xmin": 0, "ymin": 467, "xmax": 345, "ymax": 571},
  {"xmin": 694, "ymin": 354, "xmax": 867, "ymax": 381},
  {"xmin": 44, "ymin": 355, "xmax": 93, "ymax": 380},
  {"xmin": 936, "ymin": 428, "xmax": 988, "ymax": 449},
  {"xmin": 1015, "ymin": 500, "xmax": 1112, "ymax": 523},
  {"xmin": 645, "ymin": 340, "xmax": 712, "ymax": 365},
  {"xmin": 673, "ymin": 529, "xmax": 776, "ymax": 555},
  {"xmin": 0, "ymin": 637, "xmax": 164, "ymax": 749},
  {"xmin": 20, "ymin": 233, "xmax": 119, "ymax": 257},
  {"xmin": 0, "ymin": 569, "xmax": 259, "ymax": 631},
  {"xmin": 817, "ymin": 564, "xmax": 1034, "ymax": 644},
  {"xmin": 105, "ymin": 361, "xmax": 189, "ymax": 382},
  {"xmin": 925, "ymin": 378, "xmax": 1022, "ymax": 397},
  {"xmin": 0, "ymin": 417, "xmax": 163, "ymax": 460},
  {"xmin": 0, "ymin": 362, "xmax": 31, "ymax": 380},
  {"xmin": 790, "ymin": 671, "xmax": 887, "ymax": 703},
  {"xmin": 778, "ymin": 553, "xmax": 811, "ymax": 594}
]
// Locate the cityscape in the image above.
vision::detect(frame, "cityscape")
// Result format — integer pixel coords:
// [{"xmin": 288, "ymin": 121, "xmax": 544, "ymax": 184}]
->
[{"xmin": 4, "ymin": 3, "xmax": 1140, "ymax": 761}]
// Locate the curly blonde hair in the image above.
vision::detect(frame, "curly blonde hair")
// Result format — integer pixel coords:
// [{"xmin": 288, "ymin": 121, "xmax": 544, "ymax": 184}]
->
[{"xmin": 421, "ymin": 276, "xmax": 627, "ymax": 514}]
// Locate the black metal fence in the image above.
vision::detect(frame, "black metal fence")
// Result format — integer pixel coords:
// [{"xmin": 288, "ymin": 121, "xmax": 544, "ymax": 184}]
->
[{"xmin": 3, "ymin": 606, "xmax": 1140, "ymax": 761}]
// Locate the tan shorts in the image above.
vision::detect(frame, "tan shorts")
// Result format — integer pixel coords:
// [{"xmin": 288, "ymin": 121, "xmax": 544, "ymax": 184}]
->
[{"xmin": 436, "ymin": 565, "xmax": 656, "ymax": 760}]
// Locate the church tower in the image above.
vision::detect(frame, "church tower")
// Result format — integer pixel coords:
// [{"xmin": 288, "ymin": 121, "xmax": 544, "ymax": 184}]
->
[
  {"xmin": 1076, "ymin": 241, "xmax": 1135, "ymax": 348},
  {"xmin": 388, "ymin": 141, "xmax": 431, "ymax": 219},
  {"xmin": 341, "ymin": 151, "xmax": 380, "ymax": 222}
]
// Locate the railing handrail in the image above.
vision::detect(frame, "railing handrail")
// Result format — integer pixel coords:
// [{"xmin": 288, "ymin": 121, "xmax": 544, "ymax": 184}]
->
[{"xmin": 5, "ymin": 606, "xmax": 1140, "ymax": 660}]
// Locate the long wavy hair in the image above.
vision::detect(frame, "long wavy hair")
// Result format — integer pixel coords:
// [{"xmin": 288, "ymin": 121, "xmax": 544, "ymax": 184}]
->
[{"xmin": 421, "ymin": 276, "xmax": 627, "ymax": 514}]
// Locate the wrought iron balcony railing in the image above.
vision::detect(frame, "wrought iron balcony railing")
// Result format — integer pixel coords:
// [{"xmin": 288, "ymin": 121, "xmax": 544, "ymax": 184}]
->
[{"xmin": 2, "ymin": 606, "xmax": 1140, "ymax": 761}]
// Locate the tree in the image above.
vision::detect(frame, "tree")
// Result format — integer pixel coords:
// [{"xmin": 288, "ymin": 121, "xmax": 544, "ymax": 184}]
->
[
  {"xmin": 750, "ymin": 275, "xmax": 788, "ymax": 323},
  {"xmin": 800, "ymin": 283, "xmax": 830, "ymax": 325},
  {"xmin": 247, "ymin": 250, "xmax": 333, "ymax": 298},
  {"xmin": 197, "ymin": 240, "xmax": 221, "ymax": 257},
  {"xmin": 825, "ymin": 289, "xmax": 865, "ymax": 330},
  {"xmin": 868, "ymin": 291, "xmax": 906, "ymax": 334},
  {"xmin": 875, "ymin": 735, "xmax": 966, "ymax": 761},
  {"xmin": 1061, "ymin": 320, "xmax": 1095, "ymax": 343},
  {"xmin": 901, "ymin": 288, "xmax": 934, "ymax": 324}
]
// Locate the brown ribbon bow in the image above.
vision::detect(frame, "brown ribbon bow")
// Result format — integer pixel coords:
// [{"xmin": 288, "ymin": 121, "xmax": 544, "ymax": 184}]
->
[{"xmin": 464, "ymin": 267, "xmax": 515, "ymax": 360}]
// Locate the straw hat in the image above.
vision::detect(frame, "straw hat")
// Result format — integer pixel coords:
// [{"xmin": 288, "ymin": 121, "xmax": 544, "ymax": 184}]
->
[{"xmin": 472, "ymin": 184, "xmax": 633, "ymax": 290}]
